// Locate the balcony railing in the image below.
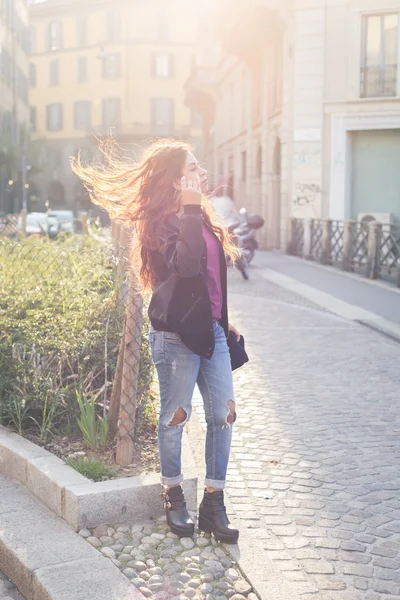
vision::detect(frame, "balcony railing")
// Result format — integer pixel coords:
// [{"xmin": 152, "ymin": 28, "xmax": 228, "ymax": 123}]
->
[
  {"xmin": 287, "ymin": 218, "xmax": 400, "ymax": 287},
  {"xmin": 360, "ymin": 64, "xmax": 397, "ymax": 98}
]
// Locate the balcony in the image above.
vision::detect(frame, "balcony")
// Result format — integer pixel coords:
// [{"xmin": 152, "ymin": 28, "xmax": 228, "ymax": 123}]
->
[{"xmin": 217, "ymin": 0, "xmax": 284, "ymax": 61}]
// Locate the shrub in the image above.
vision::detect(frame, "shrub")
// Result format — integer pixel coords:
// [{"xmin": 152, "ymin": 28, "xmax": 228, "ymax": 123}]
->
[{"xmin": 0, "ymin": 234, "xmax": 154, "ymax": 440}]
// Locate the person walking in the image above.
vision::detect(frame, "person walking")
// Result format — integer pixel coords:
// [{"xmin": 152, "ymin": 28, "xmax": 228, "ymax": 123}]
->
[{"xmin": 72, "ymin": 139, "xmax": 241, "ymax": 544}]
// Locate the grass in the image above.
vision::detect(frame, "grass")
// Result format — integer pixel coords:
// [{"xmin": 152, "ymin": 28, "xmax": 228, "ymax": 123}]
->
[{"xmin": 66, "ymin": 456, "xmax": 117, "ymax": 482}]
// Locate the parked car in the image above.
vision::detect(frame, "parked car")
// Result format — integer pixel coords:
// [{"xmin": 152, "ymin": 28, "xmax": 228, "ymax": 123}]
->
[
  {"xmin": 48, "ymin": 210, "xmax": 75, "ymax": 234},
  {"xmin": 18, "ymin": 212, "xmax": 60, "ymax": 239},
  {"xmin": 0, "ymin": 214, "xmax": 19, "ymax": 237}
]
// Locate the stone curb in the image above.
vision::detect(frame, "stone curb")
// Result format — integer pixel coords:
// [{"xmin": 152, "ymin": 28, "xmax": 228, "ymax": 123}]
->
[
  {"xmin": 0, "ymin": 425, "xmax": 197, "ymax": 530},
  {"xmin": 0, "ymin": 472, "xmax": 145, "ymax": 600},
  {"xmin": 259, "ymin": 266, "xmax": 400, "ymax": 343}
]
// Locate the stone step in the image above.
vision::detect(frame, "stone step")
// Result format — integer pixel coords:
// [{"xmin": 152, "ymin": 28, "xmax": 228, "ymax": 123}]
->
[{"xmin": 0, "ymin": 473, "xmax": 144, "ymax": 600}]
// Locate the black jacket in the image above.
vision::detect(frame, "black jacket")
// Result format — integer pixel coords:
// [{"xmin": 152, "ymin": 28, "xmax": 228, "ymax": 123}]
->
[{"xmin": 148, "ymin": 204, "xmax": 228, "ymax": 359}]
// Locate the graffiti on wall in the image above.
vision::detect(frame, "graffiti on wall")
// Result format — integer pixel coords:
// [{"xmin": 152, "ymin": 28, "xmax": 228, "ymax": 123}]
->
[
  {"xmin": 292, "ymin": 142, "xmax": 322, "ymax": 217},
  {"xmin": 293, "ymin": 182, "xmax": 321, "ymax": 207}
]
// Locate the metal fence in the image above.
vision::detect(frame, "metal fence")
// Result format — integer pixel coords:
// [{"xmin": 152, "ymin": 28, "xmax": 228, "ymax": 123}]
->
[
  {"xmin": 287, "ymin": 217, "xmax": 400, "ymax": 287},
  {"xmin": 0, "ymin": 217, "xmax": 150, "ymax": 466}
]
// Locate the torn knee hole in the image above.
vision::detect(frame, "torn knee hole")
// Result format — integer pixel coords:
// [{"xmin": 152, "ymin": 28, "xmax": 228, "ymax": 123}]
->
[
  {"xmin": 168, "ymin": 408, "xmax": 187, "ymax": 427},
  {"xmin": 226, "ymin": 400, "xmax": 236, "ymax": 425}
]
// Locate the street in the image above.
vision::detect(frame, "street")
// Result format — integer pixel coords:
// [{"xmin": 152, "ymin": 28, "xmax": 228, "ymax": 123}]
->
[{"xmin": 192, "ymin": 259, "xmax": 400, "ymax": 599}]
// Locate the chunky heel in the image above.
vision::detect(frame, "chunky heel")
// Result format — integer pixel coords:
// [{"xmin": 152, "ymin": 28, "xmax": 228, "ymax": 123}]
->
[
  {"xmin": 198, "ymin": 490, "xmax": 239, "ymax": 544},
  {"xmin": 198, "ymin": 515, "xmax": 212, "ymax": 534}
]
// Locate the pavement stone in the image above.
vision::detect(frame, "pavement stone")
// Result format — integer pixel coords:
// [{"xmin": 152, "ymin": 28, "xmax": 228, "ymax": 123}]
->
[
  {"xmin": 190, "ymin": 269, "xmax": 400, "ymax": 599},
  {"xmin": 82, "ymin": 516, "xmax": 257, "ymax": 599},
  {"xmin": 0, "ymin": 571, "xmax": 25, "ymax": 600}
]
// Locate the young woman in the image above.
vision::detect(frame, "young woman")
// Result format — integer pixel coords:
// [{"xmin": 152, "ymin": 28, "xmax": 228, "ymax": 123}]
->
[{"xmin": 72, "ymin": 139, "xmax": 240, "ymax": 544}]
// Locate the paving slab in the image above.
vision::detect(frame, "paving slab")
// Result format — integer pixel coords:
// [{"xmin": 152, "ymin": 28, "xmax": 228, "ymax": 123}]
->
[
  {"xmin": 32, "ymin": 557, "xmax": 140, "ymax": 600},
  {"xmin": 0, "ymin": 474, "xmax": 144, "ymax": 600}
]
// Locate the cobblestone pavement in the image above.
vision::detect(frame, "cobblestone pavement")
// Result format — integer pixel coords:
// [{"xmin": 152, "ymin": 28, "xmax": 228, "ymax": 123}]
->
[
  {"xmin": 192, "ymin": 271, "xmax": 400, "ymax": 600},
  {"xmin": 0, "ymin": 571, "xmax": 24, "ymax": 600},
  {"xmin": 82, "ymin": 517, "xmax": 258, "ymax": 600}
]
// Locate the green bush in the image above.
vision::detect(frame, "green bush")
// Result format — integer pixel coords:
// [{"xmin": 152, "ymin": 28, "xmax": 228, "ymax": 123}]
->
[{"xmin": 0, "ymin": 234, "xmax": 154, "ymax": 441}]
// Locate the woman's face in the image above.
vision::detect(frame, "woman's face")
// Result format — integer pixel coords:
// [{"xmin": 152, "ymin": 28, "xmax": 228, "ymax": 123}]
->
[{"xmin": 181, "ymin": 152, "xmax": 208, "ymax": 194}]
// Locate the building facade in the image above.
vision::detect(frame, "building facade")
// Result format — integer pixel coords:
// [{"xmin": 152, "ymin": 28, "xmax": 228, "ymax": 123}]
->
[
  {"xmin": 0, "ymin": 0, "xmax": 30, "ymax": 215},
  {"xmin": 187, "ymin": 0, "xmax": 400, "ymax": 250},
  {"xmin": 29, "ymin": 0, "xmax": 205, "ymax": 212}
]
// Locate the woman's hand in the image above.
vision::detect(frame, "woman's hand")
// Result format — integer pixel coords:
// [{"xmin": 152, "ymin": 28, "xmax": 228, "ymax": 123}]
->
[
  {"xmin": 181, "ymin": 176, "xmax": 202, "ymax": 206},
  {"xmin": 229, "ymin": 323, "xmax": 241, "ymax": 341}
]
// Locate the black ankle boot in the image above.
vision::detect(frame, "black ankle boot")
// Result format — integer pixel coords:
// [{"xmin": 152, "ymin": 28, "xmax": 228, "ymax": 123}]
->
[
  {"xmin": 161, "ymin": 485, "xmax": 194, "ymax": 538},
  {"xmin": 198, "ymin": 490, "xmax": 239, "ymax": 544}
]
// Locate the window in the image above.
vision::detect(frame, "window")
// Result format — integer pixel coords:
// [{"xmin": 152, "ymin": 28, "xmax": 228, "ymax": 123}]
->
[
  {"xmin": 30, "ymin": 107, "xmax": 37, "ymax": 132},
  {"xmin": 256, "ymin": 145, "xmax": 262, "ymax": 179},
  {"xmin": 50, "ymin": 60, "xmax": 59, "ymax": 85},
  {"xmin": 103, "ymin": 53, "xmax": 121, "ymax": 79},
  {"xmin": 30, "ymin": 63, "xmax": 36, "ymax": 88},
  {"xmin": 241, "ymin": 151, "xmax": 247, "ymax": 182},
  {"xmin": 102, "ymin": 98, "xmax": 121, "ymax": 130},
  {"xmin": 361, "ymin": 13, "xmax": 399, "ymax": 97},
  {"xmin": 107, "ymin": 12, "xmax": 121, "ymax": 43},
  {"xmin": 77, "ymin": 56, "xmax": 87, "ymax": 82},
  {"xmin": 74, "ymin": 101, "xmax": 91, "ymax": 130},
  {"xmin": 46, "ymin": 103, "xmax": 63, "ymax": 131},
  {"xmin": 17, "ymin": 68, "xmax": 28, "ymax": 105},
  {"xmin": 47, "ymin": 21, "xmax": 62, "ymax": 51},
  {"xmin": 151, "ymin": 98, "xmax": 174, "ymax": 135},
  {"xmin": 152, "ymin": 53, "xmax": 174, "ymax": 78},
  {"xmin": 76, "ymin": 16, "xmax": 87, "ymax": 47}
]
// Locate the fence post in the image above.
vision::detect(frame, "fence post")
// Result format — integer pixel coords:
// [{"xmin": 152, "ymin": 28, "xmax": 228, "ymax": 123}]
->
[
  {"xmin": 81, "ymin": 212, "xmax": 88, "ymax": 235},
  {"xmin": 286, "ymin": 217, "xmax": 294, "ymax": 255},
  {"xmin": 366, "ymin": 221, "xmax": 382, "ymax": 280},
  {"xmin": 115, "ymin": 262, "xmax": 143, "ymax": 466},
  {"xmin": 20, "ymin": 208, "xmax": 27, "ymax": 235},
  {"xmin": 321, "ymin": 219, "xmax": 332, "ymax": 265},
  {"xmin": 341, "ymin": 220, "xmax": 356, "ymax": 271},
  {"xmin": 303, "ymin": 218, "xmax": 312, "ymax": 260}
]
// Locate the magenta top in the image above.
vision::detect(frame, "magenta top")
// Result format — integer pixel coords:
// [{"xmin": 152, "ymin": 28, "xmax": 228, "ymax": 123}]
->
[{"xmin": 203, "ymin": 226, "xmax": 223, "ymax": 320}]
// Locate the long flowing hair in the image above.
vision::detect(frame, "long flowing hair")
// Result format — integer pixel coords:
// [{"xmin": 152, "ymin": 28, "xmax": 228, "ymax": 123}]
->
[{"xmin": 71, "ymin": 138, "xmax": 238, "ymax": 289}]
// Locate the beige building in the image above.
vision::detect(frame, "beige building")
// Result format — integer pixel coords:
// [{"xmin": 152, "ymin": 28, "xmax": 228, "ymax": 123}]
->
[
  {"xmin": 0, "ymin": 0, "xmax": 30, "ymax": 214},
  {"xmin": 187, "ymin": 0, "xmax": 400, "ymax": 250},
  {"xmin": 29, "ymin": 0, "xmax": 205, "ymax": 212}
]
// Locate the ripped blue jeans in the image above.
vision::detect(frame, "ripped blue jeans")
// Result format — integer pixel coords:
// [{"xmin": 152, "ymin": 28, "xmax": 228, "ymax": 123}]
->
[{"xmin": 150, "ymin": 321, "xmax": 235, "ymax": 490}]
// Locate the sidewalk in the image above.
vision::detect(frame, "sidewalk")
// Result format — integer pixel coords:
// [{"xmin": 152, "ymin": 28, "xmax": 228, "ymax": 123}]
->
[
  {"xmin": 252, "ymin": 252, "xmax": 400, "ymax": 341},
  {"xmin": 189, "ymin": 266, "xmax": 400, "ymax": 599},
  {"xmin": 0, "ymin": 468, "xmax": 262, "ymax": 600}
]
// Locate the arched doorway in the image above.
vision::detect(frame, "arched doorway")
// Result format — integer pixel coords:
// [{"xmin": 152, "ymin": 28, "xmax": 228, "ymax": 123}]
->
[{"xmin": 271, "ymin": 137, "xmax": 281, "ymax": 249}]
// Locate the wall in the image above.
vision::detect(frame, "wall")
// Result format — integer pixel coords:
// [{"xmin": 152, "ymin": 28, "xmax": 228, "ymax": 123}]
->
[
  {"xmin": 289, "ymin": 1, "xmax": 325, "ymax": 220},
  {"xmin": 29, "ymin": 0, "xmax": 204, "ymax": 209}
]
